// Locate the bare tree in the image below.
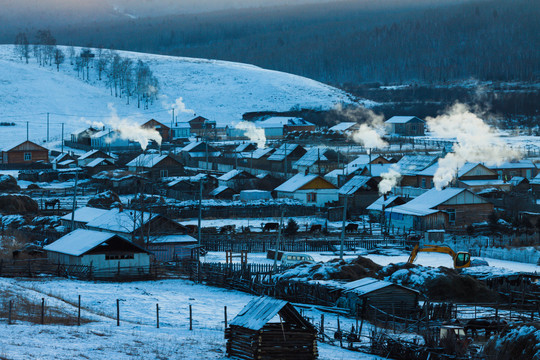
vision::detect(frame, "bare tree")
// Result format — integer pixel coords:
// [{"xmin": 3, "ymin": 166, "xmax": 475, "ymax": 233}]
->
[
  {"xmin": 53, "ymin": 48, "xmax": 65, "ymax": 71},
  {"xmin": 14, "ymin": 32, "xmax": 30, "ymax": 63}
]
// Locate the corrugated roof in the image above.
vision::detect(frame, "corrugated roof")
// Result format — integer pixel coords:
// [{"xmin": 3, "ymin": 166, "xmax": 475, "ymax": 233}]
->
[
  {"xmin": 396, "ymin": 155, "xmax": 438, "ymax": 175},
  {"xmin": 344, "ymin": 277, "xmax": 418, "ymax": 295},
  {"xmin": 209, "ymin": 185, "xmax": 232, "ymax": 196},
  {"xmin": 293, "ymin": 148, "xmax": 329, "ymax": 167},
  {"xmin": 86, "ymin": 208, "xmax": 158, "ymax": 234},
  {"xmin": 329, "ymin": 122, "xmax": 357, "ymax": 131},
  {"xmin": 126, "ymin": 153, "xmax": 169, "ymax": 168},
  {"xmin": 268, "ymin": 144, "xmax": 303, "ymax": 161},
  {"xmin": 387, "ymin": 188, "xmax": 469, "ymax": 216},
  {"xmin": 149, "ymin": 234, "xmax": 197, "ymax": 244},
  {"xmin": 338, "ymin": 175, "xmax": 373, "ymax": 195},
  {"xmin": 60, "ymin": 207, "xmax": 108, "ymax": 224},
  {"xmin": 230, "ymin": 296, "xmax": 314, "ymax": 331}
]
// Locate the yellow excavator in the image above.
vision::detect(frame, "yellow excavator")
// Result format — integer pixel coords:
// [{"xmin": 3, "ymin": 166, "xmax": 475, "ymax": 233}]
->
[{"xmin": 408, "ymin": 244, "xmax": 471, "ymax": 269}]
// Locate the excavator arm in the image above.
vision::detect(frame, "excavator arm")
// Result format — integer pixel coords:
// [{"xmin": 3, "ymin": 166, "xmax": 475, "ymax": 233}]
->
[{"xmin": 408, "ymin": 244, "xmax": 471, "ymax": 269}]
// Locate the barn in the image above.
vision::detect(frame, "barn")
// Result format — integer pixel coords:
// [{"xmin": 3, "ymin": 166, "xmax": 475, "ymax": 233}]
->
[
  {"xmin": 275, "ymin": 173, "xmax": 338, "ymax": 207},
  {"xmin": 385, "ymin": 116, "xmax": 425, "ymax": 136},
  {"xmin": 226, "ymin": 297, "xmax": 318, "ymax": 360},
  {"xmin": 146, "ymin": 234, "xmax": 198, "ymax": 262},
  {"xmin": 43, "ymin": 229, "xmax": 151, "ymax": 278},
  {"xmin": 1, "ymin": 141, "xmax": 49, "ymax": 164},
  {"xmin": 337, "ymin": 277, "xmax": 419, "ymax": 317}
]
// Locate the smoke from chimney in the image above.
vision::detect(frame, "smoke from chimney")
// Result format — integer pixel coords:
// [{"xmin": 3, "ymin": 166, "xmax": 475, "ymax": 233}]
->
[{"xmin": 234, "ymin": 121, "xmax": 266, "ymax": 149}]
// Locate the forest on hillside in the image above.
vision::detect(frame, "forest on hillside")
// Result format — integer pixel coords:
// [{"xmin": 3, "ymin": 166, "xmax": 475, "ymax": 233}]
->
[{"xmin": 2, "ymin": 0, "xmax": 537, "ymax": 85}]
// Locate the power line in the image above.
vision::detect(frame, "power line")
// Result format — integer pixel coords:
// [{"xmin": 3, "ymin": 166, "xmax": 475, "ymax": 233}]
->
[{"xmin": 0, "ymin": 108, "xmax": 170, "ymax": 120}]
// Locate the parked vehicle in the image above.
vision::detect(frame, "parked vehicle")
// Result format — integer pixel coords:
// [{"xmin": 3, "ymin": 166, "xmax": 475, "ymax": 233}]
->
[{"xmin": 281, "ymin": 252, "xmax": 315, "ymax": 265}]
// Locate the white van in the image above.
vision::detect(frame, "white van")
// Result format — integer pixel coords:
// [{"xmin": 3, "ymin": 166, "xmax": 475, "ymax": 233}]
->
[{"xmin": 281, "ymin": 253, "xmax": 315, "ymax": 266}]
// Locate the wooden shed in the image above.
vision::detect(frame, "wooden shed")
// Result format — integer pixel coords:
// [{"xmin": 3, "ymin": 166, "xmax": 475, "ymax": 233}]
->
[
  {"xmin": 226, "ymin": 297, "xmax": 318, "ymax": 360},
  {"xmin": 1, "ymin": 141, "xmax": 49, "ymax": 164},
  {"xmin": 337, "ymin": 277, "xmax": 419, "ymax": 318}
]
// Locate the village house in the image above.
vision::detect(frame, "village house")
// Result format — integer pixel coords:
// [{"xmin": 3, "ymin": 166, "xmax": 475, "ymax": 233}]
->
[
  {"xmin": 338, "ymin": 175, "xmax": 380, "ymax": 212},
  {"xmin": 275, "ymin": 173, "xmax": 338, "ymax": 207},
  {"xmin": 70, "ymin": 127, "xmax": 101, "ymax": 146},
  {"xmin": 43, "ymin": 229, "xmax": 151, "ymax": 278},
  {"xmin": 91, "ymin": 170, "xmax": 147, "ymax": 194},
  {"xmin": 178, "ymin": 141, "xmax": 221, "ymax": 167},
  {"xmin": 417, "ymin": 162, "xmax": 499, "ymax": 189},
  {"xmin": 52, "ymin": 153, "xmax": 78, "ymax": 170},
  {"xmin": 1, "ymin": 141, "xmax": 49, "ymax": 165},
  {"xmin": 81, "ymin": 157, "xmax": 116, "ymax": 176},
  {"xmin": 293, "ymin": 147, "xmax": 341, "ymax": 175},
  {"xmin": 165, "ymin": 174, "xmax": 216, "ymax": 200},
  {"xmin": 141, "ymin": 119, "xmax": 171, "ymax": 143},
  {"xmin": 217, "ymin": 169, "xmax": 257, "ymax": 191},
  {"xmin": 90, "ymin": 129, "xmax": 135, "ymax": 150},
  {"xmin": 187, "ymin": 116, "xmax": 217, "ymax": 138},
  {"xmin": 77, "ymin": 149, "xmax": 116, "ymax": 167},
  {"xmin": 209, "ymin": 185, "xmax": 237, "ymax": 200},
  {"xmin": 394, "ymin": 154, "xmax": 439, "ymax": 187},
  {"xmin": 366, "ymin": 195, "xmax": 408, "ymax": 221},
  {"xmin": 328, "ymin": 121, "xmax": 361, "ymax": 133},
  {"xmin": 171, "ymin": 122, "xmax": 191, "ymax": 140},
  {"xmin": 126, "ymin": 153, "xmax": 184, "ymax": 180},
  {"xmin": 325, "ymin": 154, "xmax": 390, "ymax": 186},
  {"xmin": 385, "ymin": 116, "xmax": 425, "ymax": 136},
  {"xmin": 385, "ymin": 187, "xmax": 493, "ymax": 231},
  {"xmin": 146, "ymin": 234, "xmax": 198, "ymax": 263},
  {"xmin": 337, "ymin": 277, "xmax": 419, "ymax": 317},
  {"xmin": 267, "ymin": 143, "xmax": 306, "ymax": 175},
  {"xmin": 237, "ymin": 147, "xmax": 275, "ymax": 172},
  {"xmin": 487, "ymin": 159, "xmax": 538, "ymax": 180}
]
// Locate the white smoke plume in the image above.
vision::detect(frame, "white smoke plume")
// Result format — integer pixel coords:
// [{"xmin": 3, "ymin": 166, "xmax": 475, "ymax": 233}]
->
[
  {"xmin": 164, "ymin": 96, "xmax": 194, "ymax": 116},
  {"xmin": 334, "ymin": 105, "xmax": 388, "ymax": 149},
  {"xmin": 234, "ymin": 121, "xmax": 266, "ymax": 149},
  {"xmin": 427, "ymin": 103, "xmax": 522, "ymax": 190},
  {"xmin": 106, "ymin": 104, "xmax": 162, "ymax": 150},
  {"xmin": 378, "ymin": 165, "xmax": 402, "ymax": 195}
]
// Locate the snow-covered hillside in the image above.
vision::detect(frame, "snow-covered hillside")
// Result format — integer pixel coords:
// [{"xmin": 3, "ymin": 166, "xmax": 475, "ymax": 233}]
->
[{"xmin": 0, "ymin": 45, "xmax": 359, "ymax": 150}]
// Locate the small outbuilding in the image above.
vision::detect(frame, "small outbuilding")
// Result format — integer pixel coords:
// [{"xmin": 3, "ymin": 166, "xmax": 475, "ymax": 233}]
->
[
  {"xmin": 337, "ymin": 277, "xmax": 419, "ymax": 318},
  {"xmin": 226, "ymin": 296, "xmax": 318, "ymax": 360}
]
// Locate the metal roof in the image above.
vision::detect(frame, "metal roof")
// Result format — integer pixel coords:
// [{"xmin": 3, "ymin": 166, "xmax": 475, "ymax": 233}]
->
[{"xmin": 229, "ymin": 296, "xmax": 314, "ymax": 331}]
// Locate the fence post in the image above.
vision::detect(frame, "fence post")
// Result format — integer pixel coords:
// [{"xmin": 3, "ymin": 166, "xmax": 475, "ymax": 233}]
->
[
  {"xmin": 224, "ymin": 306, "xmax": 228, "ymax": 330},
  {"xmin": 77, "ymin": 295, "xmax": 81, "ymax": 326},
  {"xmin": 320, "ymin": 314, "xmax": 324, "ymax": 340},
  {"xmin": 8, "ymin": 300, "xmax": 12, "ymax": 325},
  {"xmin": 189, "ymin": 304, "xmax": 193, "ymax": 330},
  {"xmin": 41, "ymin": 298, "xmax": 45, "ymax": 325},
  {"xmin": 116, "ymin": 299, "xmax": 120, "ymax": 326},
  {"xmin": 156, "ymin": 303, "xmax": 160, "ymax": 329}
]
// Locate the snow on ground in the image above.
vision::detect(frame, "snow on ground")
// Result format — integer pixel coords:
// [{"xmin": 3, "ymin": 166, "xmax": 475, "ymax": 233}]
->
[
  {"xmin": 0, "ymin": 44, "xmax": 358, "ymax": 151},
  {"xmin": 0, "ymin": 277, "xmax": 385, "ymax": 359}
]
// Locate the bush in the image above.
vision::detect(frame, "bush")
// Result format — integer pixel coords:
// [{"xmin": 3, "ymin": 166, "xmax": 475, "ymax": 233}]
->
[{"xmin": 284, "ymin": 218, "xmax": 299, "ymax": 236}]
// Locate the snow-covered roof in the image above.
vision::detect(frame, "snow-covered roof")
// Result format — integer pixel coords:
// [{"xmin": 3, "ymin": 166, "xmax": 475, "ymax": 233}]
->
[
  {"xmin": 293, "ymin": 148, "xmax": 330, "ymax": 168},
  {"xmin": 329, "ymin": 122, "xmax": 357, "ymax": 132},
  {"xmin": 385, "ymin": 116, "xmax": 424, "ymax": 124},
  {"xmin": 459, "ymin": 179, "xmax": 509, "ymax": 187},
  {"xmin": 86, "ymin": 208, "xmax": 159, "ymax": 234},
  {"xmin": 509, "ymin": 176, "xmax": 528, "ymax": 186},
  {"xmin": 396, "ymin": 155, "xmax": 438, "ymax": 175},
  {"xmin": 239, "ymin": 147, "xmax": 274, "ymax": 159},
  {"xmin": 418, "ymin": 162, "xmax": 491, "ymax": 177},
  {"xmin": 344, "ymin": 277, "xmax": 418, "ymax": 295},
  {"xmin": 149, "ymin": 234, "xmax": 197, "ymax": 244},
  {"xmin": 58, "ymin": 159, "xmax": 76, "ymax": 166},
  {"xmin": 126, "ymin": 153, "xmax": 169, "ymax": 168},
  {"xmin": 255, "ymin": 117, "xmax": 314, "ymax": 129},
  {"xmin": 268, "ymin": 144, "xmax": 303, "ymax": 161},
  {"xmin": 275, "ymin": 173, "xmax": 320, "ymax": 192},
  {"xmin": 166, "ymin": 174, "xmax": 207, "ymax": 187},
  {"xmin": 209, "ymin": 185, "xmax": 233, "ymax": 196},
  {"xmin": 235, "ymin": 143, "xmax": 256, "ymax": 152},
  {"xmin": 338, "ymin": 175, "xmax": 374, "ymax": 195},
  {"xmin": 366, "ymin": 195, "xmax": 403, "ymax": 212},
  {"xmin": 487, "ymin": 159, "xmax": 537, "ymax": 169},
  {"xmin": 172, "ymin": 122, "xmax": 190, "ymax": 128},
  {"xmin": 387, "ymin": 188, "xmax": 471, "ymax": 216},
  {"xmin": 180, "ymin": 141, "xmax": 203, "ymax": 152},
  {"xmin": 217, "ymin": 169, "xmax": 253, "ymax": 181},
  {"xmin": 84, "ymin": 158, "xmax": 113, "ymax": 168},
  {"xmin": 60, "ymin": 207, "xmax": 108, "ymax": 224},
  {"xmin": 43, "ymin": 229, "xmax": 125, "ymax": 256},
  {"xmin": 366, "ymin": 164, "xmax": 395, "ymax": 177},
  {"xmin": 531, "ymin": 173, "xmax": 540, "ymax": 185},
  {"xmin": 78, "ymin": 149, "xmax": 114, "ymax": 161}
]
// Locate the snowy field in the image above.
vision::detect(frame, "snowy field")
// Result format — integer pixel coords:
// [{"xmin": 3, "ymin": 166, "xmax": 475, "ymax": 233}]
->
[
  {"xmin": 0, "ymin": 277, "xmax": 384, "ymax": 360},
  {"xmin": 0, "ymin": 44, "xmax": 357, "ymax": 151}
]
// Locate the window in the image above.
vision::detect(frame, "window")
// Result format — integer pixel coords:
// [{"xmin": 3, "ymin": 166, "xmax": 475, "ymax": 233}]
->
[
  {"xmin": 160, "ymin": 169, "xmax": 168, "ymax": 178},
  {"xmin": 446, "ymin": 209, "xmax": 456, "ymax": 225},
  {"xmin": 105, "ymin": 254, "xmax": 135, "ymax": 260},
  {"xmin": 24, "ymin": 152, "xmax": 31, "ymax": 161},
  {"xmin": 307, "ymin": 192, "xmax": 317, "ymax": 203},
  {"xmin": 421, "ymin": 178, "xmax": 426, "ymax": 188}
]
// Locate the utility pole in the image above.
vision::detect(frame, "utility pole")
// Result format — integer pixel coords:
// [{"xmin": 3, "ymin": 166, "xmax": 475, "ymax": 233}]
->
[
  {"xmin": 61, "ymin": 123, "xmax": 64, "ymax": 153},
  {"xmin": 197, "ymin": 178, "xmax": 203, "ymax": 249},
  {"xmin": 340, "ymin": 195, "xmax": 348, "ymax": 260},
  {"xmin": 273, "ymin": 208, "xmax": 284, "ymax": 272},
  {"xmin": 26, "ymin": 121, "xmax": 29, "ymax": 141},
  {"xmin": 284, "ymin": 142, "xmax": 288, "ymax": 178},
  {"xmin": 46, "ymin": 113, "xmax": 49, "ymax": 142},
  {"xmin": 70, "ymin": 171, "xmax": 79, "ymax": 231},
  {"xmin": 171, "ymin": 108, "xmax": 174, "ymax": 142}
]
